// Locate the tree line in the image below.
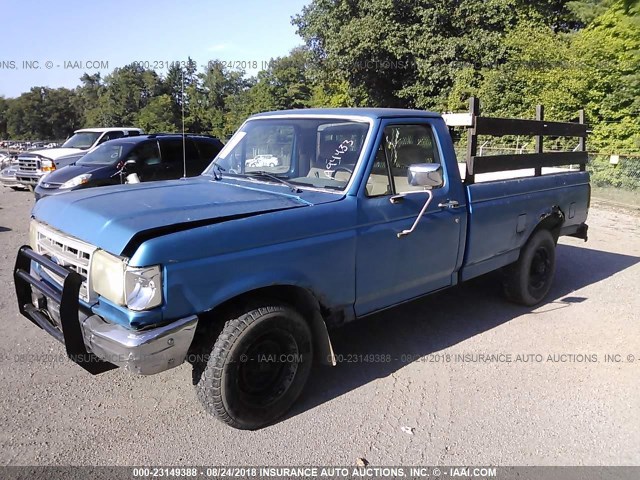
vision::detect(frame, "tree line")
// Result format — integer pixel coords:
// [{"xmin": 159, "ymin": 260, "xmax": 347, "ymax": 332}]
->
[{"xmin": 0, "ymin": 0, "xmax": 637, "ymax": 156}]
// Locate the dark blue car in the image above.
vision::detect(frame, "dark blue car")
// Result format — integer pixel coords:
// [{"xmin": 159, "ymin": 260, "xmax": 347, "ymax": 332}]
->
[{"xmin": 34, "ymin": 134, "xmax": 223, "ymax": 200}]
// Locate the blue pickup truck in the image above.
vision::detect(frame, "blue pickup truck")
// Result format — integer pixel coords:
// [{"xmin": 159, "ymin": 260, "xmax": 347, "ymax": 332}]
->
[{"xmin": 14, "ymin": 102, "xmax": 590, "ymax": 429}]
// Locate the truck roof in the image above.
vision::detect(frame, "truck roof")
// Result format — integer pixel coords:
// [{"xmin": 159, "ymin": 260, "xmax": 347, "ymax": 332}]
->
[
  {"xmin": 74, "ymin": 127, "xmax": 143, "ymax": 133},
  {"xmin": 251, "ymin": 108, "xmax": 441, "ymax": 120}
]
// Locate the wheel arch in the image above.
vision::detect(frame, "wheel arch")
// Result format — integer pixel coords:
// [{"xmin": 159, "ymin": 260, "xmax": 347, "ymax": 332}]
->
[
  {"xmin": 197, "ymin": 284, "xmax": 336, "ymax": 366},
  {"xmin": 531, "ymin": 205, "xmax": 565, "ymax": 244}
]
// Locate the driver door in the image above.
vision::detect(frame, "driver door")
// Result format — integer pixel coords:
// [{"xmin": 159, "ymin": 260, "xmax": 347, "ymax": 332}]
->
[{"xmin": 355, "ymin": 120, "xmax": 464, "ymax": 316}]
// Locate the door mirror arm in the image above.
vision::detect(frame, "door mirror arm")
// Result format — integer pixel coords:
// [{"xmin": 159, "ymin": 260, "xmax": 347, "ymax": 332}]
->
[
  {"xmin": 397, "ymin": 190, "xmax": 434, "ymax": 238},
  {"xmin": 396, "ymin": 163, "xmax": 443, "ymax": 238}
]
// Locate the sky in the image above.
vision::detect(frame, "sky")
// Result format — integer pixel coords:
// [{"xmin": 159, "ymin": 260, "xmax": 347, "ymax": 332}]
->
[{"xmin": 0, "ymin": 0, "xmax": 310, "ymax": 98}]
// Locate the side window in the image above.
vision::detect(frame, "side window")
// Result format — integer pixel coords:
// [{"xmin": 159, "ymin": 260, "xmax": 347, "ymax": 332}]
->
[
  {"xmin": 365, "ymin": 124, "xmax": 440, "ymax": 196},
  {"xmin": 364, "ymin": 144, "xmax": 393, "ymax": 197},
  {"xmin": 160, "ymin": 139, "xmax": 198, "ymax": 165},
  {"xmin": 196, "ymin": 139, "xmax": 224, "ymax": 161},
  {"xmin": 128, "ymin": 141, "xmax": 160, "ymax": 165},
  {"xmin": 98, "ymin": 131, "xmax": 124, "ymax": 144}
]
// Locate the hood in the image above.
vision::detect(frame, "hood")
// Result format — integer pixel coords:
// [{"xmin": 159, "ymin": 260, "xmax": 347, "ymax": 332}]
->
[
  {"xmin": 32, "ymin": 177, "xmax": 338, "ymax": 255},
  {"xmin": 54, "ymin": 152, "xmax": 86, "ymax": 167},
  {"xmin": 21, "ymin": 148, "xmax": 84, "ymax": 160}
]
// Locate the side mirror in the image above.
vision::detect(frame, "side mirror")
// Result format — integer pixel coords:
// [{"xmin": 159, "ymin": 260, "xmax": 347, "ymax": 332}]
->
[{"xmin": 407, "ymin": 163, "xmax": 443, "ymax": 189}]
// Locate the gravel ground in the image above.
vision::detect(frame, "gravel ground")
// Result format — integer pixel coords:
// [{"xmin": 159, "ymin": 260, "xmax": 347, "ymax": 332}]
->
[{"xmin": 0, "ymin": 187, "xmax": 638, "ymax": 466}]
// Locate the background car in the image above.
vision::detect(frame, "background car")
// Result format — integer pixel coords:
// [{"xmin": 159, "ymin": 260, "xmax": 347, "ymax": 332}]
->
[
  {"xmin": 15, "ymin": 127, "xmax": 143, "ymax": 189},
  {"xmin": 0, "ymin": 160, "xmax": 27, "ymax": 190},
  {"xmin": 0, "ymin": 150, "xmax": 17, "ymax": 169},
  {"xmin": 34, "ymin": 133, "xmax": 224, "ymax": 201},
  {"xmin": 246, "ymin": 154, "xmax": 279, "ymax": 168}
]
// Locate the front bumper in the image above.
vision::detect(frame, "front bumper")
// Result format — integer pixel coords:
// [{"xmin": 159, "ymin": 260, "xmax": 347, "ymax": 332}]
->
[
  {"xmin": 15, "ymin": 171, "xmax": 42, "ymax": 186},
  {"xmin": 14, "ymin": 246, "xmax": 198, "ymax": 375},
  {"xmin": 0, "ymin": 177, "xmax": 21, "ymax": 188},
  {"xmin": 0, "ymin": 169, "xmax": 21, "ymax": 187}
]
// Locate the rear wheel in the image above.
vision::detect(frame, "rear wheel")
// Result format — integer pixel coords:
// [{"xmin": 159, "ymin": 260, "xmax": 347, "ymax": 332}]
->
[
  {"xmin": 194, "ymin": 303, "xmax": 313, "ymax": 430},
  {"xmin": 503, "ymin": 229, "xmax": 556, "ymax": 306}
]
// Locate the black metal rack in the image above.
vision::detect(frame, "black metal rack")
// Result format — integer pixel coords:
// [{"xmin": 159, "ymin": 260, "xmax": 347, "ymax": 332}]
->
[{"xmin": 457, "ymin": 97, "xmax": 588, "ymax": 184}]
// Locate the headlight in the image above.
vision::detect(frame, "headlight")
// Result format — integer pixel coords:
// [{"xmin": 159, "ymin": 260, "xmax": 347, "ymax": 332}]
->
[
  {"xmin": 90, "ymin": 250, "xmax": 163, "ymax": 311},
  {"xmin": 37, "ymin": 172, "xmax": 50, "ymax": 185},
  {"xmin": 90, "ymin": 250, "xmax": 126, "ymax": 305},
  {"xmin": 60, "ymin": 174, "xmax": 91, "ymax": 189},
  {"xmin": 40, "ymin": 158, "xmax": 55, "ymax": 172}
]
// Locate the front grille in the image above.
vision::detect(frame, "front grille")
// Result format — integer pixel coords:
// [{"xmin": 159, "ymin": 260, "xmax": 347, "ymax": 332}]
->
[
  {"xmin": 34, "ymin": 222, "xmax": 97, "ymax": 302},
  {"xmin": 18, "ymin": 156, "xmax": 39, "ymax": 173}
]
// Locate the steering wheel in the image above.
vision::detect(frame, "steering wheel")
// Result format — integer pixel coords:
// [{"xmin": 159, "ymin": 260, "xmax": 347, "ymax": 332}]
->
[{"xmin": 328, "ymin": 166, "xmax": 353, "ymax": 179}]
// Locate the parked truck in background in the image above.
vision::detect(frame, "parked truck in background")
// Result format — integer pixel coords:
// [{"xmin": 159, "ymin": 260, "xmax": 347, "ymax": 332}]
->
[
  {"xmin": 14, "ymin": 100, "xmax": 589, "ymax": 429},
  {"xmin": 15, "ymin": 127, "xmax": 143, "ymax": 189}
]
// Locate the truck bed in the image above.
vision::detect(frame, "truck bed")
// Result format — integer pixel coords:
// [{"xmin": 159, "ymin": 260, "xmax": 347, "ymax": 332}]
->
[{"xmin": 459, "ymin": 169, "xmax": 590, "ymax": 281}]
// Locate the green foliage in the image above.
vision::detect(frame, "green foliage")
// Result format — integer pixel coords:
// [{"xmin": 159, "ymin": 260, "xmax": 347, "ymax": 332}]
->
[
  {"xmin": 88, "ymin": 64, "xmax": 163, "ymax": 126},
  {"xmin": 309, "ymin": 79, "xmax": 355, "ymax": 107},
  {"xmin": 4, "ymin": 87, "xmax": 81, "ymax": 140},
  {"xmin": 135, "ymin": 94, "xmax": 178, "ymax": 133},
  {"xmin": 0, "ymin": 96, "xmax": 10, "ymax": 138},
  {"xmin": 589, "ymin": 155, "xmax": 640, "ymax": 190},
  {"xmin": 254, "ymin": 47, "xmax": 312, "ymax": 110},
  {"xmin": 293, "ymin": 0, "xmax": 586, "ymax": 110},
  {"xmin": 448, "ymin": 0, "xmax": 639, "ymax": 157},
  {"xmin": 573, "ymin": 0, "xmax": 640, "ymax": 152},
  {"xmin": 447, "ymin": 22, "xmax": 590, "ymax": 120}
]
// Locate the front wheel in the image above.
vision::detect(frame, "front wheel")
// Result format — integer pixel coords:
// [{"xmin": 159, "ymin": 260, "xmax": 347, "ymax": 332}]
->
[
  {"xmin": 503, "ymin": 229, "xmax": 556, "ymax": 306},
  {"xmin": 194, "ymin": 303, "xmax": 313, "ymax": 430}
]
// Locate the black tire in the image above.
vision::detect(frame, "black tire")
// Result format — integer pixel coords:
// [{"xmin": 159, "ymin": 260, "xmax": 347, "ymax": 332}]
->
[
  {"xmin": 194, "ymin": 303, "xmax": 313, "ymax": 430},
  {"xmin": 503, "ymin": 229, "xmax": 556, "ymax": 306}
]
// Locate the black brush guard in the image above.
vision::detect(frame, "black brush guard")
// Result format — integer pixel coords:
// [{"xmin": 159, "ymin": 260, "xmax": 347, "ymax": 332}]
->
[{"xmin": 14, "ymin": 245, "xmax": 115, "ymax": 374}]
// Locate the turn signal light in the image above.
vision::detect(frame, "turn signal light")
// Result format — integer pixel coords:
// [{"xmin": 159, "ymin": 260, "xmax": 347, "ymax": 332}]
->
[{"xmin": 40, "ymin": 158, "xmax": 56, "ymax": 172}]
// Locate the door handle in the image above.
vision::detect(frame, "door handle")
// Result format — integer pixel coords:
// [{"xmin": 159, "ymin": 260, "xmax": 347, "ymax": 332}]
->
[
  {"xmin": 389, "ymin": 195, "xmax": 404, "ymax": 204},
  {"xmin": 438, "ymin": 199, "xmax": 460, "ymax": 209}
]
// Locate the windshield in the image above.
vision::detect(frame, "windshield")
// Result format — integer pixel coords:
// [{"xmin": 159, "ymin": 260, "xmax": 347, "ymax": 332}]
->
[
  {"xmin": 62, "ymin": 132, "xmax": 102, "ymax": 149},
  {"xmin": 206, "ymin": 117, "xmax": 370, "ymax": 191},
  {"xmin": 77, "ymin": 142, "xmax": 130, "ymax": 166}
]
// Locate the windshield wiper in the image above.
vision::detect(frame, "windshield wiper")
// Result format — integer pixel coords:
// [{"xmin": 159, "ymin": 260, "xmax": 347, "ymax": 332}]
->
[{"xmin": 244, "ymin": 171, "xmax": 302, "ymax": 193}]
